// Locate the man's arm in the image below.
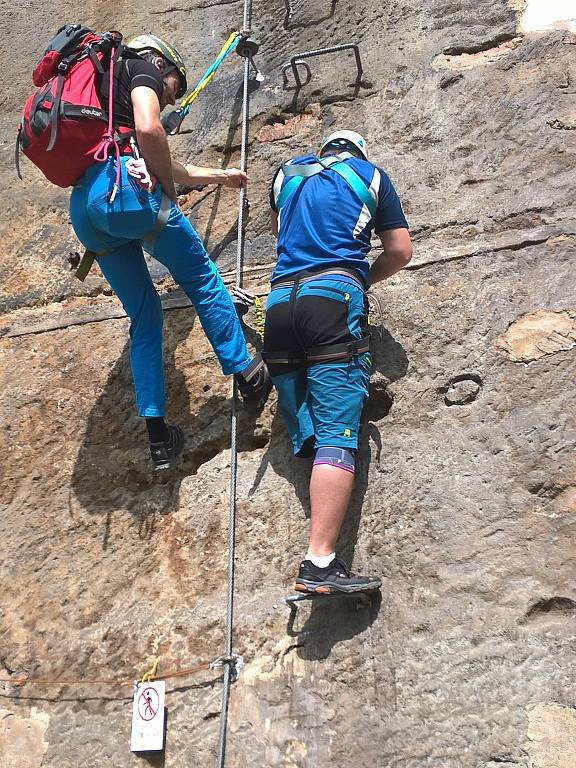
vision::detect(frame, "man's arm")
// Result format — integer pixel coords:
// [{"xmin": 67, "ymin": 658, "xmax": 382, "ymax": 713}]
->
[
  {"xmin": 131, "ymin": 86, "xmax": 177, "ymax": 201},
  {"xmin": 171, "ymin": 160, "xmax": 247, "ymax": 188},
  {"xmin": 368, "ymin": 228, "xmax": 413, "ymax": 285}
]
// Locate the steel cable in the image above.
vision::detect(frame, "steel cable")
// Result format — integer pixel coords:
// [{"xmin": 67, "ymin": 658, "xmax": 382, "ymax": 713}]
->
[{"xmin": 216, "ymin": 0, "xmax": 253, "ymax": 765}]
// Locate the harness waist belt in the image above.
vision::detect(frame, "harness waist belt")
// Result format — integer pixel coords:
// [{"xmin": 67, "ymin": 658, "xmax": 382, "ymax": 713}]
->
[
  {"xmin": 264, "ymin": 334, "xmax": 370, "ymax": 365},
  {"xmin": 271, "ymin": 267, "xmax": 366, "ymax": 290}
]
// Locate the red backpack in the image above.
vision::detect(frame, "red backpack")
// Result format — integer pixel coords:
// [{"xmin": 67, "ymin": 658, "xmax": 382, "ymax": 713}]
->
[{"xmin": 16, "ymin": 25, "xmax": 133, "ymax": 191}]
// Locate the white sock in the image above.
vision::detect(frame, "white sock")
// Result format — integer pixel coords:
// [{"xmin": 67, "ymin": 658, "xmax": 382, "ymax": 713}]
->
[{"xmin": 305, "ymin": 551, "xmax": 336, "ymax": 568}]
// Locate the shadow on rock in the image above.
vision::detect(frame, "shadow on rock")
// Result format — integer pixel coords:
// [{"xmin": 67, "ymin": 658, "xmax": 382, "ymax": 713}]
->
[
  {"xmin": 369, "ymin": 324, "xmax": 410, "ymax": 386},
  {"xmin": 201, "ymin": 77, "xmax": 262, "ymax": 263},
  {"xmin": 286, "ymin": 590, "xmax": 382, "ymax": 661},
  {"xmin": 70, "ymin": 307, "xmax": 267, "ymax": 550},
  {"xmin": 249, "ymin": 325, "xmax": 407, "ymax": 656},
  {"xmin": 284, "ymin": 0, "xmax": 337, "ymax": 30}
]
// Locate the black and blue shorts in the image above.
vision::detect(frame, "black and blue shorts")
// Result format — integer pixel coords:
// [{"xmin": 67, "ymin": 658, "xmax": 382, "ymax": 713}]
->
[{"xmin": 263, "ymin": 275, "xmax": 370, "ymax": 455}]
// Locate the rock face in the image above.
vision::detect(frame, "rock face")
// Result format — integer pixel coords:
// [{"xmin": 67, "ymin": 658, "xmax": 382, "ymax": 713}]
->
[
  {"xmin": 497, "ymin": 308, "xmax": 576, "ymax": 361},
  {"xmin": 1, "ymin": 1, "xmax": 576, "ymax": 767}
]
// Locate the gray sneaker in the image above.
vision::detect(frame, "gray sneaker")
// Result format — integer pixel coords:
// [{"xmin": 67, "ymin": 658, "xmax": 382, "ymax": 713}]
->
[{"xmin": 295, "ymin": 557, "xmax": 381, "ymax": 595}]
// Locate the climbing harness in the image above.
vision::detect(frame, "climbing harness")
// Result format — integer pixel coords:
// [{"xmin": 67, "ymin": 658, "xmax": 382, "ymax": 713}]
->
[
  {"xmin": 263, "ymin": 267, "xmax": 371, "ymax": 365},
  {"xmin": 215, "ymin": 10, "xmax": 259, "ymax": 768},
  {"xmin": 275, "ymin": 152, "xmax": 377, "ymax": 220},
  {"xmin": 162, "ymin": 32, "xmax": 240, "ymax": 134},
  {"xmin": 282, "ymin": 42, "xmax": 363, "ymax": 89},
  {"xmin": 263, "ymin": 333, "xmax": 371, "ymax": 364}
]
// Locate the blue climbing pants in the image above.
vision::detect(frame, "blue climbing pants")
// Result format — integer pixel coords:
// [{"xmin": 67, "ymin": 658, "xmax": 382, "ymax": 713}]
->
[
  {"xmin": 263, "ymin": 276, "xmax": 370, "ymax": 454},
  {"xmin": 69, "ymin": 157, "xmax": 251, "ymax": 417}
]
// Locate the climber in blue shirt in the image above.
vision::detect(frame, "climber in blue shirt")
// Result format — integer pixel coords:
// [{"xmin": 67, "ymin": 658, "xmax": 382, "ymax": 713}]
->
[{"xmin": 263, "ymin": 130, "xmax": 412, "ymax": 595}]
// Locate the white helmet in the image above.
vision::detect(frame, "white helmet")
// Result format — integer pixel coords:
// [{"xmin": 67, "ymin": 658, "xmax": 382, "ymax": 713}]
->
[{"xmin": 319, "ymin": 130, "xmax": 368, "ymax": 160}]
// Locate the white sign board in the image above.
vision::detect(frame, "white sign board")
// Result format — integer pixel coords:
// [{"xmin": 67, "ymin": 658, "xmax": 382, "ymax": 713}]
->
[{"xmin": 130, "ymin": 681, "xmax": 166, "ymax": 752}]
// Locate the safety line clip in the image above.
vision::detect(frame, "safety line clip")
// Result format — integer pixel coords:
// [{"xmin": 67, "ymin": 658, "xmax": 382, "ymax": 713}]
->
[
  {"xmin": 210, "ymin": 654, "xmax": 245, "ymax": 682},
  {"xmin": 230, "ymin": 285, "xmax": 254, "ymax": 317},
  {"xmin": 162, "ymin": 109, "xmax": 185, "ymax": 135}
]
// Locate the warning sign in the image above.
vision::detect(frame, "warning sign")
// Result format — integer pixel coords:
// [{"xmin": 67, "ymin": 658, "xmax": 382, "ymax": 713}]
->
[
  {"xmin": 130, "ymin": 681, "xmax": 166, "ymax": 752},
  {"xmin": 138, "ymin": 687, "xmax": 160, "ymax": 721}
]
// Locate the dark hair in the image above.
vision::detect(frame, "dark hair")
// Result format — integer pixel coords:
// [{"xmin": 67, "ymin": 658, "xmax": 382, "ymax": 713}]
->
[{"xmin": 138, "ymin": 49, "xmax": 169, "ymax": 70}]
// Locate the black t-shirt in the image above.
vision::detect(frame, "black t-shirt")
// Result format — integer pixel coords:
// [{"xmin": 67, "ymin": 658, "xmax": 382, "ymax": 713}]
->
[{"xmin": 98, "ymin": 58, "xmax": 164, "ymax": 129}]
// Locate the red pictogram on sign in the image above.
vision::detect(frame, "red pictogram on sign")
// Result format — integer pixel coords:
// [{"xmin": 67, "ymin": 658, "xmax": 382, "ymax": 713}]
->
[{"xmin": 138, "ymin": 687, "xmax": 159, "ymax": 721}]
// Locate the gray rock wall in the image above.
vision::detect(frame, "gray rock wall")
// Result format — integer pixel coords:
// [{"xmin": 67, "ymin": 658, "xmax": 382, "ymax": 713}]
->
[{"xmin": 1, "ymin": 0, "xmax": 575, "ymax": 766}]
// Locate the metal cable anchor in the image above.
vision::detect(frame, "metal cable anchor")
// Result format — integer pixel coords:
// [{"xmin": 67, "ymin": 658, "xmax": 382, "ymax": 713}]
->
[
  {"xmin": 236, "ymin": 32, "xmax": 263, "ymax": 80},
  {"xmin": 210, "ymin": 654, "xmax": 245, "ymax": 682},
  {"xmin": 282, "ymin": 42, "xmax": 363, "ymax": 89}
]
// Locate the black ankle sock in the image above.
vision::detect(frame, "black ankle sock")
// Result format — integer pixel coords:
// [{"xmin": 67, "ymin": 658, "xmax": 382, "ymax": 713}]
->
[{"xmin": 146, "ymin": 417, "xmax": 169, "ymax": 444}]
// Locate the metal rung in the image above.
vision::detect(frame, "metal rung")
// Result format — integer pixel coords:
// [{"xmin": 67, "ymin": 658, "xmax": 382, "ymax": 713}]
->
[
  {"xmin": 282, "ymin": 43, "xmax": 363, "ymax": 89},
  {"xmin": 283, "ymin": 591, "xmax": 374, "ymax": 606}
]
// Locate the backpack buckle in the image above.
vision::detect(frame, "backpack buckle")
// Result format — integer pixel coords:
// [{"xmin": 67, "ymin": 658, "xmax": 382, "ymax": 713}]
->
[{"xmin": 57, "ymin": 60, "xmax": 70, "ymax": 75}]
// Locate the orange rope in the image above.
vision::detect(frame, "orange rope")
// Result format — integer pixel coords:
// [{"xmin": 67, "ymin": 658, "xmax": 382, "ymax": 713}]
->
[{"xmin": 0, "ymin": 661, "xmax": 212, "ymax": 688}]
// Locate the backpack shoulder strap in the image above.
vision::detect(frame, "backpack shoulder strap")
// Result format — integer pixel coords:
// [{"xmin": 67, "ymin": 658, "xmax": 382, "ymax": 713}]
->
[
  {"xmin": 279, "ymin": 152, "xmax": 348, "ymax": 179},
  {"xmin": 46, "ymin": 69, "xmax": 69, "ymax": 151}
]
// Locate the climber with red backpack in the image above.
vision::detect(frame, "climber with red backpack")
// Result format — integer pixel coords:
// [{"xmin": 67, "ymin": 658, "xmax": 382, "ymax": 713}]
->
[{"xmin": 16, "ymin": 26, "xmax": 271, "ymax": 470}]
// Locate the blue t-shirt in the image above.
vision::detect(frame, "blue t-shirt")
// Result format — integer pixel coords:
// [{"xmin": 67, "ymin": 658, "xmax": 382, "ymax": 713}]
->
[{"xmin": 270, "ymin": 154, "xmax": 408, "ymax": 284}]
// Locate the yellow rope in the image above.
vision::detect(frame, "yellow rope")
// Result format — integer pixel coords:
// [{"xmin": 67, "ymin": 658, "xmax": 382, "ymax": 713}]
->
[
  {"xmin": 181, "ymin": 71, "xmax": 217, "ymax": 108},
  {"xmin": 180, "ymin": 32, "xmax": 239, "ymax": 109},
  {"xmin": 253, "ymin": 296, "xmax": 265, "ymax": 340},
  {"xmin": 140, "ymin": 657, "xmax": 159, "ymax": 684}
]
